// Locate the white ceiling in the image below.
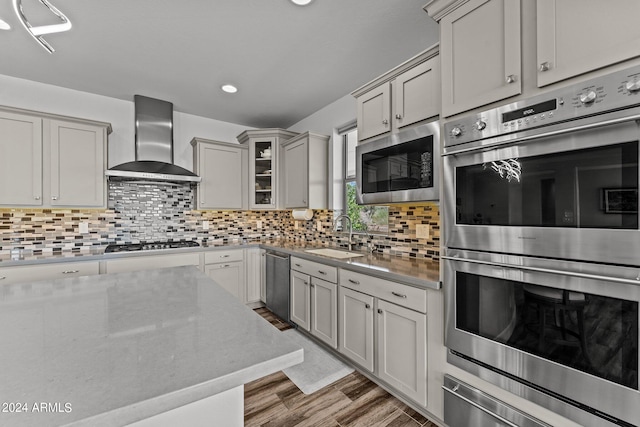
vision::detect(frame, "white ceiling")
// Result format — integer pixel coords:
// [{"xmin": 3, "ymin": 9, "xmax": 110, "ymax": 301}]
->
[{"xmin": 0, "ymin": 0, "xmax": 439, "ymax": 129}]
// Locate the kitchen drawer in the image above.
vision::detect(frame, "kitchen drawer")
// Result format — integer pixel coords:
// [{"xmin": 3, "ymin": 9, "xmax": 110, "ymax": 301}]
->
[
  {"xmin": 339, "ymin": 269, "xmax": 427, "ymax": 313},
  {"xmin": 204, "ymin": 249, "xmax": 244, "ymax": 264},
  {"xmin": 0, "ymin": 261, "xmax": 100, "ymax": 285},
  {"xmin": 291, "ymin": 256, "xmax": 337, "ymax": 283}
]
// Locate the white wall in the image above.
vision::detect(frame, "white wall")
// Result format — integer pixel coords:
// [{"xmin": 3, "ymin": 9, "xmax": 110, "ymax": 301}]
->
[
  {"xmin": 288, "ymin": 94, "xmax": 357, "ymax": 211},
  {"xmin": 0, "ymin": 74, "xmax": 253, "ymax": 170}
]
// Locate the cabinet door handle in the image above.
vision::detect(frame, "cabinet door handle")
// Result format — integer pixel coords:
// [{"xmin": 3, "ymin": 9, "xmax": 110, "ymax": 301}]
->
[
  {"xmin": 348, "ymin": 279, "xmax": 360, "ymax": 285},
  {"xmin": 382, "ymin": 119, "xmax": 389, "ymax": 125},
  {"xmin": 311, "ymin": 284, "xmax": 315, "ymax": 288},
  {"xmin": 51, "ymin": 196, "xmax": 58, "ymax": 201},
  {"xmin": 318, "ymin": 270, "xmax": 327, "ymax": 275},
  {"xmin": 34, "ymin": 196, "xmax": 41, "ymax": 200},
  {"xmin": 395, "ymin": 114, "xmax": 402, "ymax": 120},
  {"xmin": 62, "ymin": 270, "xmax": 79, "ymax": 274},
  {"xmin": 0, "ymin": 277, "xmax": 6, "ymax": 280},
  {"xmin": 505, "ymin": 74, "xmax": 517, "ymax": 84},
  {"xmin": 377, "ymin": 309, "xmax": 383, "ymax": 314},
  {"xmin": 304, "ymin": 281, "xmax": 308, "ymax": 285},
  {"xmin": 302, "ymin": 199, "xmax": 307, "ymax": 204},
  {"xmin": 539, "ymin": 61, "xmax": 550, "ymax": 72},
  {"xmin": 391, "ymin": 291, "xmax": 407, "ymax": 298},
  {"xmin": 365, "ymin": 303, "xmax": 371, "ymax": 309}
]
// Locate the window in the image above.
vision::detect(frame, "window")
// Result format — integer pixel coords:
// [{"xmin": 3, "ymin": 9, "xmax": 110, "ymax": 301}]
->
[{"xmin": 342, "ymin": 128, "xmax": 388, "ymax": 234}]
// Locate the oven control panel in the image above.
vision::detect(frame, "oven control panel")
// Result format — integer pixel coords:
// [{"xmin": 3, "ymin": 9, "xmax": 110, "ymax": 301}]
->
[{"xmin": 444, "ymin": 65, "xmax": 640, "ymax": 147}]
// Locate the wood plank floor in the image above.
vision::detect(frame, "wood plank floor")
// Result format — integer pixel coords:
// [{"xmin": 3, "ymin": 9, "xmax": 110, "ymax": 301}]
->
[{"xmin": 246, "ymin": 307, "xmax": 439, "ymax": 427}]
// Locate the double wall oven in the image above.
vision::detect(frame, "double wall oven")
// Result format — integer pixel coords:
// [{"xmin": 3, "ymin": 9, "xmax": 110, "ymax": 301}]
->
[{"xmin": 442, "ymin": 66, "xmax": 640, "ymax": 427}]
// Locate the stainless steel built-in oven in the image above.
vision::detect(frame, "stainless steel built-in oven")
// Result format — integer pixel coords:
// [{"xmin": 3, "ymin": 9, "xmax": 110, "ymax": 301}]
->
[
  {"xmin": 443, "ymin": 249, "xmax": 639, "ymax": 427},
  {"xmin": 442, "ymin": 65, "xmax": 640, "ymax": 427},
  {"xmin": 356, "ymin": 121, "xmax": 439, "ymax": 204},
  {"xmin": 443, "ymin": 66, "xmax": 640, "ymax": 266}
]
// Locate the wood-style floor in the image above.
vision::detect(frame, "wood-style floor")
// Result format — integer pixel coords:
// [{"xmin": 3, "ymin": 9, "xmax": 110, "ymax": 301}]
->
[{"xmin": 246, "ymin": 307, "xmax": 439, "ymax": 427}]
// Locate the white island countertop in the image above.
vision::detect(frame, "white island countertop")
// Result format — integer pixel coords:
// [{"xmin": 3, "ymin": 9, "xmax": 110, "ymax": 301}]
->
[{"xmin": 0, "ymin": 266, "xmax": 303, "ymax": 427}]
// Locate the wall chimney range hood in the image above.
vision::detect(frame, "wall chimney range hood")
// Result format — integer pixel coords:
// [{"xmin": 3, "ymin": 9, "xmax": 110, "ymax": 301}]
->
[{"xmin": 105, "ymin": 95, "xmax": 201, "ymax": 183}]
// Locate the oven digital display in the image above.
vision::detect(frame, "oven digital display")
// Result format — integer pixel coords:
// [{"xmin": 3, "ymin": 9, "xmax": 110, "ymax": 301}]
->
[{"xmin": 502, "ymin": 99, "xmax": 557, "ymax": 123}]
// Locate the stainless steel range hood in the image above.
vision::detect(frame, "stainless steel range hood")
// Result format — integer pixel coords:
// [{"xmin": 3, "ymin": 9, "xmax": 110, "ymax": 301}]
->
[{"xmin": 105, "ymin": 95, "xmax": 201, "ymax": 183}]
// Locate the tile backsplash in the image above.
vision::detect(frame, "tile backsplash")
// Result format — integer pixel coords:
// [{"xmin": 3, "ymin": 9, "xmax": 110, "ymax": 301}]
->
[{"xmin": 1, "ymin": 182, "xmax": 439, "ymax": 260}]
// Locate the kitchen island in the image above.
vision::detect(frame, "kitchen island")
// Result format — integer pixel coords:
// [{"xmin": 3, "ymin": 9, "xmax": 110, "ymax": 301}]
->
[{"xmin": 0, "ymin": 266, "xmax": 303, "ymax": 427}]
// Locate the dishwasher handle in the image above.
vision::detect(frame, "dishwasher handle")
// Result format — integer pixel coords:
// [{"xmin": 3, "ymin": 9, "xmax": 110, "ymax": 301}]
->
[{"xmin": 265, "ymin": 252, "xmax": 290, "ymax": 260}]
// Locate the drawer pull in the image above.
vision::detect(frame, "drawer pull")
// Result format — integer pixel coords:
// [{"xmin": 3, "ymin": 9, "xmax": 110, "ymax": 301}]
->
[
  {"xmin": 295, "ymin": 263, "xmax": 302, "ymax": 267},
  {"xmin": 318, "ymin": 270, "xmax": 327, "ymax": 275},
  {"xmin": 348, "ymin": 279, "xmax": 360, "ymax": 285},
  {"xmin": 222, "ymin": 264, "xmax": 231, "ymax": 268},
  {"xmin": 62, "ymin": 270, "xmax": 79, "ymax": 274},
  {"xmin": 391, "ymin": 291, "xmax": 407, "ymax": 298},
  {"xmin": 221, "ymin": 255, "xmax": 230, "ymax": 258},
  {"xmin": 0, "ymin": 276, "xmax": 6, "ymax": 280}
]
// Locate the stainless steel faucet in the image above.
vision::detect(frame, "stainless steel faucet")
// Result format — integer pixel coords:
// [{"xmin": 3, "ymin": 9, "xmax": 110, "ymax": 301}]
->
[{"xmin": 334, "ymin": 214, "xmax": 353, "ymax": 251}]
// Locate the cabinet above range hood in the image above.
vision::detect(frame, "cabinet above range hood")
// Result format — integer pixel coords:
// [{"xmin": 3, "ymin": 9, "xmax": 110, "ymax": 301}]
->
[{"xmin": 105, "ymin": 95, "xmax": 201, "ymax": 183}]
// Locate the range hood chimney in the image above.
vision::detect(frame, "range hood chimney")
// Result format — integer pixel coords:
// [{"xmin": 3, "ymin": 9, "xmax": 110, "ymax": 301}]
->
[{"xmin": 105, "ymin": 95, "xmax": 201, "ymax": 183}]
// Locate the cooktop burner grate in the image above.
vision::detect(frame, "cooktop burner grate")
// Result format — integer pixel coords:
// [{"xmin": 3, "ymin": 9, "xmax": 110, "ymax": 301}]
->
[{"xmin": 104, "ymin": 240, "xmax": 200, "ymax": 253}]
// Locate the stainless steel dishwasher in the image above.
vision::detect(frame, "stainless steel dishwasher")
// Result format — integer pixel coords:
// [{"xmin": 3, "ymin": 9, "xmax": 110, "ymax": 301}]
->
[{"xmin": 265, "ymin": 251, "xmax": 290, "ymax": 322}]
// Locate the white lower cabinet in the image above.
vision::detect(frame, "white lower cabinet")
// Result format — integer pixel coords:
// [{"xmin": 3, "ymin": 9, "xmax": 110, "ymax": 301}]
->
[
  {"xmin": 204, "ymin": 249, "xmax": 245, "ymax": 302},
  {"xmin": 290, "ymin": 257, "xmax": 338, "ymax": 349},
  {"xmin": 339, "ymin": 269, "xmax": 428, "ymax": 406},
  {"xmin": 245, "ymin": 248, "xmax": 263, "ymax": 305},
  {"xmin": 0, "ymin": 261, "xmax": 100, "ymax": 285},
  {"xmin": 376, "ymin": 299, "xmax": 427, "ymax": 406},
  {"xmin": 338, "ymin": 286, "xmax": 375, "ymax": 372}
]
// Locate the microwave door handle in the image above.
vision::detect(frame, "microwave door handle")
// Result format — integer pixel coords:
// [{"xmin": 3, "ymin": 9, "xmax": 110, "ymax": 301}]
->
[
  {"xmin": 443, "ymin": 113, "xmax": 640, "ymax": 156},
  {"xmin": 442, "ymin": 255, "xmax": 640, "ymax": 286}
]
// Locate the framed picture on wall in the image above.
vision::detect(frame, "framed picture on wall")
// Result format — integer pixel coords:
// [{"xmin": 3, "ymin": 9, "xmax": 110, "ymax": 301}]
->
[{"xmin": 603, "ymin": 188, "xmax": 638, "ymax": 213}]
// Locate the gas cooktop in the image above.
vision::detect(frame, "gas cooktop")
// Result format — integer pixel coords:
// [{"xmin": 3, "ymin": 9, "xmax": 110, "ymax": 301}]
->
[{"xmin": 104, "ymin": 240, "xmax": 200, "ymax": 253}]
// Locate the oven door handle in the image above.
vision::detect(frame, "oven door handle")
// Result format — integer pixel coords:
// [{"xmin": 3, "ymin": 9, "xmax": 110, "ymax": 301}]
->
[
  {"xmin": 442, "ymin": 255, "xmax": 640, "ymax": 285},
  {"xmin": 443, "ymin": 113, "xmax": 640, "ymax": 156}
]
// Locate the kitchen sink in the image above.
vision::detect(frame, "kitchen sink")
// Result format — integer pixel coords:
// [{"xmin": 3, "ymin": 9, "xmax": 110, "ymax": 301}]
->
[{"xmin": 304, "ymin": 248, "xmax": 364, "ymax": 259}]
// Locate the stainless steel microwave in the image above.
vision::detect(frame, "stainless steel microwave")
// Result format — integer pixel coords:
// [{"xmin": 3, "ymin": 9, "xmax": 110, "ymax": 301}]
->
[{"xmin": 356, "ymin": 121, "xmax": 440, "ymax": 205}]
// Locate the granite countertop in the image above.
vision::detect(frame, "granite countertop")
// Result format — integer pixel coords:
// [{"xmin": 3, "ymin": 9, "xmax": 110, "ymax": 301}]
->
[
  {"xmin": 0, "ymin": 266, "xmax": 303, "ymax": 427},
  {"xmin": 0, "ymin": 239, "xmax": 440, "ymax": 290}
]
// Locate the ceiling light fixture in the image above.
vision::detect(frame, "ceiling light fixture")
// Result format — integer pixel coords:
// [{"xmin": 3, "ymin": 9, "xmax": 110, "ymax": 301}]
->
[
  {"xmin": 12, "ymin": 0, "xmax": 73, "ymax": 53},
  {"xmin": 221, "ymin": 84, "xmax": 238, "ymax": 94},
  {"xmin": 0, "ymin": 18, "xmax": 10, "ymax": 30},
  {"xmin": 291, "ymin": 0, "xmax": 313, "ymax": 5}
]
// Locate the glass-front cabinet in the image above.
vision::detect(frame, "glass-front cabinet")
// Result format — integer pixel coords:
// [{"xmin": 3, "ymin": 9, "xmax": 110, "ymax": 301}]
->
[{"xmin": 237, "ymin": 128, "xmax": 298, "ymax": 210}]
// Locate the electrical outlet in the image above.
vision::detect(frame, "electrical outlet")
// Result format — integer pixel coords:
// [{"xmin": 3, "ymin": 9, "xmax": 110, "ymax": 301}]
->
[
  {"xmin": 316, "ymin": 220, "xmax": 322, "ymax": 232},
  {"xmin": 257, "ymin": 220, "xmax": 263, "ymax": 229},
  {"xmin": 416, "ymin": 224, "xmax": 430, "ymax": 239},
  {"xmin": 203, "ymin": 220, "xmax": 210, "ymax": 230},
  {"xmin": 79, "ymin": 221, "xmax": 89, "ymax": 234}
]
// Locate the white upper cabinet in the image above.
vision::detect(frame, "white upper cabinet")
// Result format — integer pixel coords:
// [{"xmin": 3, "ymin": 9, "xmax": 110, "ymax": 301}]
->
[
  {"xmin": 237, "ymin": 128, "xmax": 298, "ymax": 210},
  {"xmin": 439, "ymin": 0, "xmax": 521, "ymax": 117},
  {"xmin": 49, "ymin": 120, "xmax": 106, "ymax": 207},
  {"xmin": 536, "ymin": 0, "xmax": 640, "ymax": 87},
  {"xmin": 0, "ymin": 110, "xmax": 42, "ymax": 206},
  {"xmin": 280, "ymin": 131, "xmax": 329, "ymax": 209},
  {"xmin": 0, "ymin": 107, "xmax": 110, "ymax": 208},
  {"xmin": 353, "ymin": 46, "xmax": 440, "ymax": 142},
  {"xmin": 191, "ymin": 138, "xmax": 248, "ymax": 210}
]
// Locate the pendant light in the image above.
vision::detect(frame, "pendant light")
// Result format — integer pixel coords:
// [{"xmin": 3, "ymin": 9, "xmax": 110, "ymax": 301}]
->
[{"xmin": 12, "ymin": 0, "xmax": 72, "ymax": 53}]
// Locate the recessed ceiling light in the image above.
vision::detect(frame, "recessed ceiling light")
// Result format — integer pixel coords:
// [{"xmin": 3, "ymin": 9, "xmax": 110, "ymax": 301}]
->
[
  {"xmin": 221, "ymin": 84, "xmax": 238, "ymax": 94},
  {"xmin": 291, "ymin": 0, "xmax": 313, "ymax": 5},
  {"xmin": 0, "ymin": 18, "xmax": 10, "ymax": 30}
]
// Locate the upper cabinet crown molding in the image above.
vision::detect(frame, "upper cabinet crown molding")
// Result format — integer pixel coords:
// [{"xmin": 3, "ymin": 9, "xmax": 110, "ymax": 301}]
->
[
  {"xmin": 351, "ymin": 44, "xmax": 440, "ymax": 98},
  {"xmin": 423, "ymin": 0, "xmax": 472, "ymax": 22},
  {"xmin": 236, "ymin": 128, "xmax": 298, "ymax": 144},
  {"xmin": 0, "ymin": 104, "xmax": 113, "ymax": 135}
]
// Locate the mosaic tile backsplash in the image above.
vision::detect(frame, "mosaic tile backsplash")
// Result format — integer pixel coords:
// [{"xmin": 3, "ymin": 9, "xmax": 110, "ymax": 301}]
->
[{"xmin": 0, "ymin": 182, "xmax": 440, "ymax": 260}]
